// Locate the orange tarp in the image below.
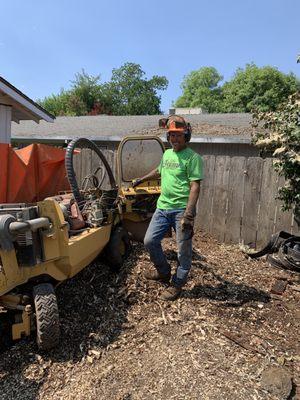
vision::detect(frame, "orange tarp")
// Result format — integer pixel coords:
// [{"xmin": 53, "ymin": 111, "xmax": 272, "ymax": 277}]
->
[{"xmin": 0, "ymin": 143, "xmax": 70, "ymax": 203}]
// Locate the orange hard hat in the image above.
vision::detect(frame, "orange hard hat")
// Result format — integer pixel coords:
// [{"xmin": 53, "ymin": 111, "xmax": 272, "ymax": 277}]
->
[
  {"xmin": 166, "ymin": 115, "xmax": 187, "ymax": 132},
  {"xmin": 158, "ymin": 115, "xmax": 192, "ymax": 142}
]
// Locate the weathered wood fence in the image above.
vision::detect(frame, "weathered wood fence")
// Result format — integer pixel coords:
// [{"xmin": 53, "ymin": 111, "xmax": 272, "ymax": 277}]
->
[
  {"xmin": 75, "ymin": 149, "xmax": 297, "ymax": 247},
  {"xmin": 72, "ymin": 148, "xmax": 116, "ymax": 190},
  {"xmin": 196, "ymin": 156, "xmax": 297, "ymax": 247}
]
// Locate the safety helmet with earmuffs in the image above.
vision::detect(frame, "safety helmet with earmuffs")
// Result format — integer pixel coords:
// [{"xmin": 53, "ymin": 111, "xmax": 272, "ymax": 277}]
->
[{"xmin": 159, "ymin": 115, "xmax": 192, "ymax": 142}]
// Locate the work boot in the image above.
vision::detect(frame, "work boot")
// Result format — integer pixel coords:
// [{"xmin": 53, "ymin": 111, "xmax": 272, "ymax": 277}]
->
[
  {"xmin": 144, "ymin": 269, "xmax": 171, "ymax": 284},
  {"xmin": 160, "ymin": 284, "xmax": 182, "ymax": 301}
]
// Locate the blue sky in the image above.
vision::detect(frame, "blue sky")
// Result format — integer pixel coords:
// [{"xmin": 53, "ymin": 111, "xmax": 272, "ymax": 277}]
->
[{"xmin": 1, "ymin": 0, "xmax": 299, "ymax": 113}]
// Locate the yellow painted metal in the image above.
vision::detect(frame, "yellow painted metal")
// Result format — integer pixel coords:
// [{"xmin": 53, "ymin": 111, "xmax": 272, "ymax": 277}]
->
[
  {"xmin": 0, "ymin": 199, "xmax": 112, "ymax": 296},
  {"xmin": 116, "ymin": 135, "xmax": 165, "ymax": 188},
  {"xmin": 0, "ymin": 249, "xmax": 19, "ymax": 294},
  {"xmin": 119, "ymin": 182, "xmax": 161, "ymax": 197},
  {"xmin": 122, "ymin": 212, "xmax": 148, "ymax": 222},
  {"xmin": 0, "ymin": 294, "xmax": 23, "ymax": 308},
  {"xmin": 0, "ymin": 135, "xmax": 166, "ymax": 343},
  {"xmin": 12, "ymin": 306, "xmax": 32, "ymax": 340}
]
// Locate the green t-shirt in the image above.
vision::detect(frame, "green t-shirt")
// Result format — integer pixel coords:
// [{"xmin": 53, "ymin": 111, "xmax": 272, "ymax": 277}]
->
[{"xmin": 157, "ymin": 147, "xmax": 204, "ymax": 210}]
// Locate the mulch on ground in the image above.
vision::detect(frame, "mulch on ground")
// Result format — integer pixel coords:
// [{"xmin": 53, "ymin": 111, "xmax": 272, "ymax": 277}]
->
[{"xmin": 0, "ymin": 231, "xmax": 299, "ymax": 400}]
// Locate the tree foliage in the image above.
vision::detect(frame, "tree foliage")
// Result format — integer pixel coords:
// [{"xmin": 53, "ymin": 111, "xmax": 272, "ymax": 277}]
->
[
  {"xmin": 252, "ymin": 92, "xmax": 300, "ymax": 222},
  {"xmin": 38, "ymin": 63, "xmax": 168, "ymax": 116},
  {"xmin": 222, "ymin": 64, "xmax": 299, "ymax": 112},
  {"xmin": 174, "ymin": 67, "xmax": 223, "ymax": 112},
  {"xmin": 175, "ymin": 64, "xmax": 299, "ymax": 113},
  {"xmin": 107, "ymin": 63, "xmax": 168, "ymax": 115}
]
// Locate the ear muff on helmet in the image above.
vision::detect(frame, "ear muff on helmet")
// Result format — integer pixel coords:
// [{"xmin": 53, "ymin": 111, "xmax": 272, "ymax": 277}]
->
[
  {"xmin": 185, "ymin": 123, "xmax": 192, "ymax": 142},
  {"xmin": 166, "ymin": 123, "xmax": 192, "ymax": 143},
  {"xmin": 160, "ymin": 115, "xmax": 192, "ymax": 143}
]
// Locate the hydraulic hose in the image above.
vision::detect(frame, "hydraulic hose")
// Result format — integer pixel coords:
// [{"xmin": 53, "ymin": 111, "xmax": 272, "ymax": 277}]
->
[{"xmin": 65, "ymin": 138, "xmax": 117, "ymax": 208}]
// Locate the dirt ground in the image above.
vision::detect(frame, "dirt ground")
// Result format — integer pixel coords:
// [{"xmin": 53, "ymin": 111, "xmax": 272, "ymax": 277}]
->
[{"xmin": 0, "ymin": 231, "xmax": 299, "ymax": 400}]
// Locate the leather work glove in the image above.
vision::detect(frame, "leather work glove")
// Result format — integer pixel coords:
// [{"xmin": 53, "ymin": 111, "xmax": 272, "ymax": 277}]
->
[
  {"xmin": 181, "ymin": 212, "xmax": 195, "ymax": 232},
  {"xmin": 132, "ymin": 178, "xmax": 143, "ymax": 188}
]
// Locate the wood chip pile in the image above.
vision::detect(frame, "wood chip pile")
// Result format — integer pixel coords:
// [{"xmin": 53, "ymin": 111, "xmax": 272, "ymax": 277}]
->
[{"xmin": 0, "ymin": 232, "xmax": 299, "ymax": 400}]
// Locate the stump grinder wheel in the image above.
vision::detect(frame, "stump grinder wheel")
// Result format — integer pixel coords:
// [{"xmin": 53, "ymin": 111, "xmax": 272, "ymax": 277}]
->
[{"xmin": 33, "ymin": 283, "xmax": 60, "ymax": 351}]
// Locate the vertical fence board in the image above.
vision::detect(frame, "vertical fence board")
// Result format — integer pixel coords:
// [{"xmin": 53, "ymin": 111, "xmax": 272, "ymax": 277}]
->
[
  {"xmin": 82, "ymin": 148, "xmax": 116, "ymax": 191},
  {"xmin": 72, "ymin": 150, "xmax": 82, "ymax": 189},
  {"xmin": 102, "ymin": 150, "xmax": 115, "ymax": 189},
  {"xmin": 256, "ymin": 159, "xmax": 279, "ymax": 246},
  {"xmin": 210, "ymin": 156, "xmax": 231, "ymax": 242},
  {"xmin": 274, "ymin": 175, "xmax": 294, "ymax": 233},
  {"xmin": 80, "ymin": 149, "xmax": 92, "ymax": 189},
  {"xmin": 91, "ymin": 148, "xmax": 106, "ymax": 190},
  {"xmin": 241, "ymin": 157, "xmax": 264, "ymax": 246},
  {"xmin": 196, "ymin": 155, "xmax": 215, "ymax": 232},
  {"xmin": 224, "ymin": 157, "xmax": 246, "ymax": 244}
]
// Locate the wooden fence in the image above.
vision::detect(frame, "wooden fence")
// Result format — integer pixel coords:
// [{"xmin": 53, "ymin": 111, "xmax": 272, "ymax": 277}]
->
[
  {"xmin": 72, "ymin": 148, "xmax": 116, "ymax": 190},
  {"xmin": 196, "ymin": 156, "xmax": 297, "ymax": 247},
  {"xmin": 75, "ymin": 149, "xmax": 297, "ymax": 247}
]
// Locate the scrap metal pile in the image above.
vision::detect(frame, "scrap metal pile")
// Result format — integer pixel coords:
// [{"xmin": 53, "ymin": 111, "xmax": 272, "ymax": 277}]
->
[{"xmin": 247, "ymin": 231, "xmax": 300, "ymax": 272}]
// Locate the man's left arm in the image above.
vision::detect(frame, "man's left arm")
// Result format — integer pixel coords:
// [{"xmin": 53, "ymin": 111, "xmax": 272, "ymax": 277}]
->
[
  {"xmin": 181, "ymin": 180, "xmax": 201, "ymax": 230},
  {"xmin": 186, "ymin": 180, "xmax": 201, "ymax": 215}
]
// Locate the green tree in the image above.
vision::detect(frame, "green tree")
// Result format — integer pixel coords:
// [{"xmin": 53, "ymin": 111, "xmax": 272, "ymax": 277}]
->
[
  {"xmin": 105, "ymin": 62, "xmax": 168, "ymax": 115},
  {"xmin": 174, "ymin": 67, "xmax": 224, "ymax": 112},
  {"xmin": 252, "ymin": 92, "xmax": 300, "ymax": 223},
  {"xmin": 69, "ymin": 70, "xmax": 101, "ymax": 114},
  {"xmin": 222, "ymin": 64, "xmax": 300, "ymax": 112},
  {"xmin": 38, "ymin": 90, "xmax": 72, "ymax": 116},
  {"xmin": 38, "ymin": 70, "xmax": 105, "ymax": 116},
  {"xmin": 38, "ymin": 64, "xmax": 168, "ymax": 116}
]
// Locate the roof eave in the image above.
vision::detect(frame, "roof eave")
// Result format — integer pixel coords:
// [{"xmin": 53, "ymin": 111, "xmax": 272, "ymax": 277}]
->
[{"xmin": 0, "ymin": 77, "xmax": 55, "ymax": 123}]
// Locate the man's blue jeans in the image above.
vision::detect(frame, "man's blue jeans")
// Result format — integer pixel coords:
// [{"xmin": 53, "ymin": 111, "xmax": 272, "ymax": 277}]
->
[{"xmin": 144, "ymin": 208, "xmax": 193, "ymax": 287}]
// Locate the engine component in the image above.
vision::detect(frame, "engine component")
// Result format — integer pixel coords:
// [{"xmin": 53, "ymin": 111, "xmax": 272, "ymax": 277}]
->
[{"xmin": 0, "ymin": 204, "xmax": 46, "ymax": 265}]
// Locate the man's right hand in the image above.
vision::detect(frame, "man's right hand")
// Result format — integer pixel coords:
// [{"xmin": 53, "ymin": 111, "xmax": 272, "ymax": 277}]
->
[{"xmin": 132, "ymin": 178, "xmax": 143, "ymax": 188}]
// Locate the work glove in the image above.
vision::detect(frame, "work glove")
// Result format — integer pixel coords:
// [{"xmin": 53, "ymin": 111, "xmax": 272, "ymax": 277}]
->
[
  {"xmin": 132, "ymin": 178, "xmax": 143, "ymax": 188},
  {"xmin": 181, "ymin": 211, "xmax": 195, "ymax": 232}
]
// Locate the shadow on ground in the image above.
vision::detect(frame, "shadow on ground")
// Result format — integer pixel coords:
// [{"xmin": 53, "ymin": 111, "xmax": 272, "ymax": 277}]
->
[{"xmin": 167, "ymin": 248, "xmax": 270, "ymax": 307}]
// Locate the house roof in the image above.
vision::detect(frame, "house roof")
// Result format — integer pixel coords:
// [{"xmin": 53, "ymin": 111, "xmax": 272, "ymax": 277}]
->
[
  {"xmin": 11, "ymin": 113, "xmax": 254, "ymax": 144},
  {"xmin": 0, "ymin": 76, "xmax": 55, "ymax": 123}
]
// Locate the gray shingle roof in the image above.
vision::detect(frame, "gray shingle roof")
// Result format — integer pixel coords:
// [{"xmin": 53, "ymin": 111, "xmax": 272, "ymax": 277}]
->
[{"xmin": 11, "ymin": 113, "xmax": 253, "ymax": 143}]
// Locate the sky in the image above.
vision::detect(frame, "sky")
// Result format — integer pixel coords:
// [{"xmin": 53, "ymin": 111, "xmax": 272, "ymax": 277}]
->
[{"xmin": 1, "ymin": 0, "xmax": 299, "ymax": 113}]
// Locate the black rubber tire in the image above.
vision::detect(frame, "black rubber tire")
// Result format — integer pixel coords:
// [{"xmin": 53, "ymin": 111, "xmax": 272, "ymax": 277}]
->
[
  {"xmin": 33, "ymin": 283, "xmax": 60, "ymax": 351},
  {"xmin": 106, "ymin": 227, "xmax": 131, "ymax": 271},
  {"xmin": 65, "ymin": 138, "xmax": 117, "ymax": 207}
]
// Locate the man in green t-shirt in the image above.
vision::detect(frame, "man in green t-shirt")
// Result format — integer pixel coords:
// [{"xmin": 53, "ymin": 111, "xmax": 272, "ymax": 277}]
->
[{"xmin": 133, "ymin": 116, "xmax": 204, "ymax": 300}]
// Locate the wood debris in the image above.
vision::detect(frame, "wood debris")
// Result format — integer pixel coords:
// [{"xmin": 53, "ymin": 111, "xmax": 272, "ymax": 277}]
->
[{"xmin": 0, "ymin": 230, "xmax": 299, "ymax": 399}]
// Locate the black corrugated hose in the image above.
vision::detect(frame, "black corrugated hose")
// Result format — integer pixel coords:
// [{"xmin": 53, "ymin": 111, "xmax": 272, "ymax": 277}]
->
[{"xmin": 65, "ymin": 138, "xmax": 117, "ymax": 208}]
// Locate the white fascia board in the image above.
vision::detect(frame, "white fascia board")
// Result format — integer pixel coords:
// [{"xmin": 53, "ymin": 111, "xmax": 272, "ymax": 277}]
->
[
  {"xmin": 0, "ymin": 81, "xmax": 54, "ymax": 123},
  {"xmin": 11, "ymin": 134, "xmax": 252, "ymax": 145}
]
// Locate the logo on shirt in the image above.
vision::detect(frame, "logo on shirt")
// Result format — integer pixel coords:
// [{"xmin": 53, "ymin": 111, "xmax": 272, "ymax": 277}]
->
[{"xmin": 162, "ymin": 160, "xmax": 180, "ymax": 169}]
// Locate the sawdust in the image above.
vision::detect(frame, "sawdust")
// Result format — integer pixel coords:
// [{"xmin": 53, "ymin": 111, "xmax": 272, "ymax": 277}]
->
[{"xmin": 0, "ymin": 231, "xmax": 299, "ymax": 400}]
